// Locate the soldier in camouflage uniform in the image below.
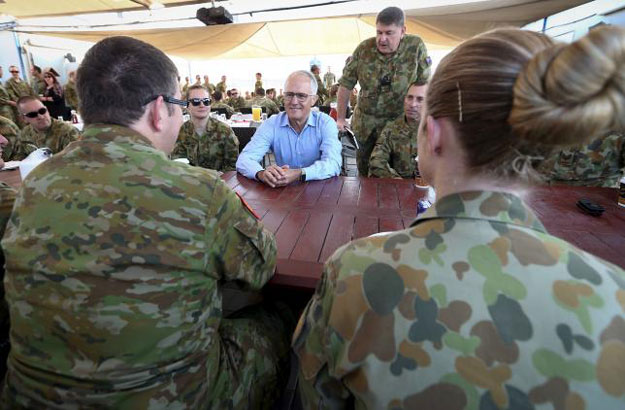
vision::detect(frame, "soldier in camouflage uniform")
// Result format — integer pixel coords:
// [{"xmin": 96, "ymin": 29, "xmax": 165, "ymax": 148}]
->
[
  {"xmin": 5, "ymin": 66, "xmax": 35, "ymax": 128},
  {"xmin": 311, "ymin": 65, "xmax": 328, "ymax": 106},
  {"xmin": 323, "ymin": 66, "xmax": 336, "ymax": 89},
  {"xmin": 173, "ymin": 85, "xmax": 239, "ymax": 171},
  {"xmin": 30, "ymin": 65, "xmax": 46, "ymax": 96},
  {"xmin": 1, "ymin": 36, "xmax": 291, "ymax": 409},
  {"xmin": 336, "ymin": 7, "xmax": 431, "ymax": 176},
  {"xmin": 266, "ymin": 88, "xmax": 281, "ymax": 108},
  {"xmin": 538, "ymin": 131, "xmax": 625, "ymax": 187},
  {"xmin": 369, "ymin": 82, "xmax": 426, "ymax": 178},
  {"xmin": 246, "ymin": 88, "xmax": 280, "ymax": 116},
  {"xmin": 211, "ymin": 90, "xmax": 235, "ymax": 118},
  {"xmin": 0, "ymin": 73, "xmax": 16, "ymax": 124},
  {"xmin": 0, "ymin": 115, "xmax": 21, "ymax": 162},
  {"xmin": 17, "ymin": 96, "xmax": 79, "ymax": 158},
  {"xmin": 64, "ymin": 70, "xmax": 79, "ymax": 110},
  {"xmin": 203, "ymin": 74, "xmax": 215, "ymax": 94},
  {"xmin": 255, "ymin": 72, "xmax": 263, "ymax": 91},
  {"xmin": 181, "ymin": 76, "xmax": 190, "ymax": 94},
  {"xmin": 0, "ymin": 132, "xmax": 16, "ymax": 382},
  {"xmin": 228, "ymin": 88, "xmax": 247, "ymax": 111},
  {"xmin": 216, "ymin": 75, "xmax": 227, "ymax": 93},
  {"xmin": 295, "ymin": 26, "xmax": 625, "ymax": 409}
]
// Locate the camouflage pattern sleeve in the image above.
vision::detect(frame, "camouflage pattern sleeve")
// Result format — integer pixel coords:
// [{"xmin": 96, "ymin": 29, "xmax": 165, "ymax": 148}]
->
[
  {"xmin": 207, "ymin": 177, "xmax": 276, "ymax": 289},
  {"xmin": 415, "ymin": 38, "xmax": 432, "ymax": 83},
  {"xmin": 369, "ymin": 125, "xmax": 401, "ymax": 179},
  {"xmin": 223, "ymin": 126, "xmax": 239, "ymax": 172},
  {"xmin": 0, "ymin": 116, "xmax": 20, "ymax": 161},
  {"xmin": 0, "ymin": 182, "xmax": 16, "ymax": 382},
  {"xmin": 292, "ymin": 258, "xmax": 352, "ymax": 408},
  {"xmin": 338, "ymin": 46, "xmax": 361, "ymax": 91}
]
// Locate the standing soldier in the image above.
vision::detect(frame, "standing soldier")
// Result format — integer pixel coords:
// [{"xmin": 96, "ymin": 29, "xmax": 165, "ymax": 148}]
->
[
  {"xmin": 369, "ymin": 82, "xmax": 426, "ymax": 178},
  {"xmin": 310, "ymin": 65, "xmax": 327, "ymax": 106},
  {"xmin": 181, "ymin": 76, "xmax": 190, "ymax": 94},
  {"xmin": 254, "ymin": 72, "xmax": 263, "ymax": 90},
  {"xmin": 64, "ymin": 70, "xmax": 79, "ymax": 111},
  {"xmin": 203, "ymin": 74, "xmax": 215, "ymax": 94},
  {"xmin": 30, "ymin": 66, "xmax": 46, "ymax": 95},
  {"xmin": 173, "ymin": 84, "xmax": 239, "ymax": 171},
  {"xmin": 216, "ymin": 75, "xmax": 227, "ymax": 93},
  {"xmin": 323, "ymin": 66, "xmax": 336, "ymax": 88},
  {"xmin": 5, "ymin": 65, "xmax": 36, "ymax": 128},
  {"xmin": 336, "ymin": 7, "xmax": 431, "ymax": 176}
]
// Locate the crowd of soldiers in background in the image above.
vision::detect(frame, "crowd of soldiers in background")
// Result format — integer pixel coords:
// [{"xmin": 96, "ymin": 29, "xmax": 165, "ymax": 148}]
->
[{"xmin": 179, "ymin": 65, "xmax": 357, "ymax": 115}]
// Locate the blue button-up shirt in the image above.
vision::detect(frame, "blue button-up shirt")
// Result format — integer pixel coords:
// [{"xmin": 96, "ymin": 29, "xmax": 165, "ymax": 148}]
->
[{"xmin": 236, "ymin": 111, "xmax": 342, "ymax": 181}]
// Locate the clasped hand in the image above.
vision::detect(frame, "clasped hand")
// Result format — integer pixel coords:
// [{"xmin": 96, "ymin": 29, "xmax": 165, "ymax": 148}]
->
[{"xmin": 258, "ymin": 165, "xmax": 301, "ymax": 188}]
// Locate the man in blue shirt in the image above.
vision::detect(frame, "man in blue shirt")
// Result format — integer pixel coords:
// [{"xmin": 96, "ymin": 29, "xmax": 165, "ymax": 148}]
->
[{"xmin": 236, "ymin": 70, "xmax": 342, "ymax": 187}]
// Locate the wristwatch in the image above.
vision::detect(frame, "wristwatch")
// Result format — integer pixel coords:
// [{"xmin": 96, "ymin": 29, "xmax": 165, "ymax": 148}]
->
[{"xmin": 300, "ymin": 168, "xmax": 306, "ymax": 182}]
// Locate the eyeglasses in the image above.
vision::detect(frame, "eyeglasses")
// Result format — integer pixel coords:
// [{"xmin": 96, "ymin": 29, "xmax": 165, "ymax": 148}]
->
[
  {"xmin": 10, "ymin": 70, "xmax": 18, "ymax": 74},
  {"xmin": 189, "ymin": 98, "xmax": 211, "ymax": 107},
  {"xmin": 22, "ymin": 107, "xmax": 47, "ymax": 118},
  {"xmin": 143, "ymin": 95, "xmax": 189, "ymax": 109},
  {"xmin": 284, "ymin": 92, "xmax": 314, "ymax": 102}
]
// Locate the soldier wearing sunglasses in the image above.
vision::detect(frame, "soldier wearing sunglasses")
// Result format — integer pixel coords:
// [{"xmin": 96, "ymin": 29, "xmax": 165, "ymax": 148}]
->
[
  {"xmin": 15, "ymin": 96, "xmax": 79, "ymax": 160},
  {"xmin": 172, "ymin": 84, "xmax": 239, "ymax": 171},
  {"xmin": 4, "ymin": 65, "xmax": 36, "ymax": 128}
]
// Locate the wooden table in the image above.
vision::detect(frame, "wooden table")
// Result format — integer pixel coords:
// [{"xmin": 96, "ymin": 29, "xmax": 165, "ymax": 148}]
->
[
  {"xmin": 222, "ymin": 172, "xmax": 625, "ymax": 289},
  {"xmin": 2, "ymin": 168, "xmax": 623, "ymax": 290}
]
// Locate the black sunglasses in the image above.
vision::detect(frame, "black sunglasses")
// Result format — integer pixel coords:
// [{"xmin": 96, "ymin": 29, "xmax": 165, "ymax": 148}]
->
[
  {"xmin": 9, "ymin": 70, "xmax": 19, "ymax": 74},
  {"xmin": 143, "ymin": 95, "xmax": 189, "ymax": 108},
  {"xmin": 23, "ymin": 107, "xmax": 47, "ymax": 118},
  {"xmin": 189, "ymin": 98, "xmax": 211, "ymax": 107}
]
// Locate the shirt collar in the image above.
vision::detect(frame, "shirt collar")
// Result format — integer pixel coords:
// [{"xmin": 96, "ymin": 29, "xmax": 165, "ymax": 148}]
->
[
  {"xmin": 278, "ymin": 111, "xmax": 317, "ymax": 129},
  {"xmin": 411, "ymin": 190, "xmax": 547, "ymax": 234},
  {"xmin": 81, "ymin": 123, "xmax": 155, "ymax": 148}
]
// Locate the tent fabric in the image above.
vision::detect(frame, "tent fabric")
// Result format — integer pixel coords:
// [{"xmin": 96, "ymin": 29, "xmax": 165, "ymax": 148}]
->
[
  {"xmin": 0, "ymin": 0, "xmax": 200, "ymax": 19},
  {"xmin": 12, "ymin": 0, "xmax": 591, "ymax": 59}
]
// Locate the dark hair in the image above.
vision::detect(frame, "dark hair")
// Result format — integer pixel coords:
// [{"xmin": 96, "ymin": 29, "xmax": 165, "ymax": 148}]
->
[
  {"xmin": 256, "ymin": 72, "xmax": 262, "ymax": 77},
  {"xmin": 266, "ymin": 88, "xmax": 276, "ymax": 95},
  {"xmin": 213, "ymin": 91, "xmax": 223, "ymax": 101},
  {"xmin": 255, "ymin": 87, "xmax": 266, "ymax": 97},
  {"xmin": 76, "ymin": 36, "xmax": 179, "ymax": 126},
  {"xmin": 376, "ymin": 7, "xmax": 404, "ymax": 27},
  {"xmin": 33, "ymin": 65, "xmax": 42, "ymax": 74},
  {"xmin": 186, "ymin": 84, "xmax": 208, "ymax": 99},
  {"xmin": 310, "ymin": 65, "xmax": 320, "ymax": 73}
]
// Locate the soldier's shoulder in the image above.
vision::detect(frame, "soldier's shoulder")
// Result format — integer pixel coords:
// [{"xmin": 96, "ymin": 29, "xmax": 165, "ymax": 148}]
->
[
  {"xmin": 52, "ymin": 119, "xmax": 77, "ymax": 133},
  {"xmin": 209, "ymin": 116, "xmax": 233, "ymax": 133},
  {"xmin": 0, "ymin": 115, "xmax": 18, "ymax": 130}
]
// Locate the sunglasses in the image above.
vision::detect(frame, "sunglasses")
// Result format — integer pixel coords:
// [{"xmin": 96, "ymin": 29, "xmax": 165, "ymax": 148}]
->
[
  {"xmin": 10, "ymin": 70, "xmax": 19, "ymax": 74},
  {"xmin": 23, "ymin": 107, "xmax": 48, "ymax": 118},
  {"xmin": 189, "ymin": 98, "xmax": 211, "ymax": 107},
  {"xmin": 143, "ymin": 95, "xmax": 189, "ymax": 109}
]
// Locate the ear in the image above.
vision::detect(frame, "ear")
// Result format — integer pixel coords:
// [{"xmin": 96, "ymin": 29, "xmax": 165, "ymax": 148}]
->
[
  {"xmin": 401, "ymin": 25, "xmax": 407, "ymax": 37},
  {"xmin": 148, "ymin": 96, "xmax": 165, "ymax": 132},
  {"xmin": 425, "ymin": 115, "xmax": 440, "ymax": 155}
]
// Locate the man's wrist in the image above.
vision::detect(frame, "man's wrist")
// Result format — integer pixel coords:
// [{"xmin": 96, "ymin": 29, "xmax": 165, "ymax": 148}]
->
[{"xmin": 255, "ymin": 170, "xmax": 264, "ymax": 181}]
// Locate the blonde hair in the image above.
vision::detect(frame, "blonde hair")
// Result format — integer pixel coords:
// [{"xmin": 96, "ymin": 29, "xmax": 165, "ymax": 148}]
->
[{"xmin": 426, "ymin": 26, "xmax": 625, "ymax": 181}]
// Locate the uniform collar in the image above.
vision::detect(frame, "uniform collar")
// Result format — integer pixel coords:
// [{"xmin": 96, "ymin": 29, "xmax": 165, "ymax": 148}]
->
[
  {"xmin": 81, "ymin": 123, "xmax": 155, "ymax": 147},
  {"xmin": 411, "ymin": 190, "xmax": 547, "ymax": 234}
]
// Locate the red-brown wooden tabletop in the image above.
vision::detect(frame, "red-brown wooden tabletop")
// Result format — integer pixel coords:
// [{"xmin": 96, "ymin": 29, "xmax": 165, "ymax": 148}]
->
[{"xmin": 222, "ymin": 171, "xmax": 625, "ymax": 290}]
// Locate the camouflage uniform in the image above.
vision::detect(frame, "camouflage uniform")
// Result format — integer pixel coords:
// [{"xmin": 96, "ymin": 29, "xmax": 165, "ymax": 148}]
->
[
  {"xmin": 32, "ymin": 78, "xmax": 46, "ymax": 96},
  {"xmin": 1, "ymin": 124, "xmax": 291, "ymax": 409},
  {"xmin": 0, "ymin": 116, "xmax": 21, "ymax": 162},
  {"xmin": 203, "ymin": 81, "xmax": 215, "ymax": 94},
  {"xmin": 539, "ymin": 131, "xmax": 625, "ymax": 188},
  {"xmin": 323, "ymin": 71, "xmax": 336, "ymax": 88},
  {"xmin": 64, "ymin": 80, "xmax": 79, "ymax": 109},
  {"xmin": 339, "ymin": 35, "xmax": 430, "ymax": 176},
  {"xmin": 216, "ymin": 81, "xmax": 227, "ymax": 93},
  {"xmin": 294, "ymin": 190, "xmax": 625, "ymax": 409},
  {"xmin": 20, "ymin": 117, "xmax": 80, "ymax": 157},
  {"xmin": 211, "ymin": 101, "xmax": 235, "ymax": 117},
  {"xmin": 314, "ymin": 73, "xmax": 328, "ymax": 106},
  {"xmin": 0, "ymin": 85, "xmax": 16, "ymax": 124},
  {"xmin": 229, "ymin": 96, "xmax": 247, "ymax": 112},
  {"xmin": 173, "ymin": 117, "xmax": 239, "ymax": 171},
  {"xmin": 369, "ymin": 114, "xmax": 419, "ymax": 179},
  {"xmin": 246, "ymin": 96, "xmax": 280, "ymax": 116},
  {"xmin": 4, "ymin": 79, "xmax": 35, "ymax": 128},
  {"xmin": 0, "ymin": 182, "xmax": 16, "ymax": 383},
  {"xmin": 255, "ymin": 80, "xmax": 263, "ymax": 90}
]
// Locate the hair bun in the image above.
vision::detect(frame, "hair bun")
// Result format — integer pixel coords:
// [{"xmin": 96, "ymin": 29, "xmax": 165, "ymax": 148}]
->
[{"xmin": 510, "ymin": 25, "xmax": 625, "ymax": 147}]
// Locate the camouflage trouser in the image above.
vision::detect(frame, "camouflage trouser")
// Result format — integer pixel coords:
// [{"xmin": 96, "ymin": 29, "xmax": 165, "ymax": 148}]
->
[
  {"xmin": 210, "ymin": 302, "xmax": 294, "ymax": 410},
  {"xmin": 355, "ymin": 129, "xmax": 378, "ymax": 177}
]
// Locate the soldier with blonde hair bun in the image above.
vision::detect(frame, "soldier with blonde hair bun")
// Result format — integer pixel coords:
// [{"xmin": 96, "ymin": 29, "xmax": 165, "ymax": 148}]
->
[{"xmin": 295, "ymin": 26, "xmax": 625, "ymax": 408}]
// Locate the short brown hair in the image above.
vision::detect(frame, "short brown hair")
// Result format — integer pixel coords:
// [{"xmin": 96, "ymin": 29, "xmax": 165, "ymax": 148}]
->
[
  {"xmin": 376, "ymin": 7, "xmax": 404, "ymax": 27},
  {"xmin": 186, "ymin": 84, "xmax": 208, "ymax": 99}
]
